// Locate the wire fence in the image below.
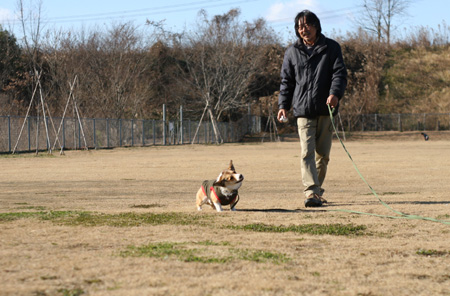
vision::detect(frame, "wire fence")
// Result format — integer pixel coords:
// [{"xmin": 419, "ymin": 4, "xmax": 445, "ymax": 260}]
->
[
  {"xmin": 2, "ymin": 112, "xmax": 449, "ymax": 153},
  {"xmin": 0, "ymin": 114, "xmax": 262, "ymax": 153},
  {"xmin": 341, "ymin": 113, "xmax": 450, "ymax": 132}
]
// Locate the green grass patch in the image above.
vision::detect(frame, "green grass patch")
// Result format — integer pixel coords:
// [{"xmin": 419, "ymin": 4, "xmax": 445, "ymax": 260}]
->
[
  {"xmin": 120, "ymin": 242, "xmax": 231, "ymax": 263},
  {"xmin": 416, "ymin": 249, "xmax": 449, "ymax": 257},
  {"xmin": 437, "ymin": 214, "xmax": 450, "ymax": 220},
  {"xmin": 0, "ymin": 211, "xmax": 212, "ymax": 227},
  {"xmin": 120, "ymin": 241, "xmax": 290, "ymax": 264},
  {"xmin": 230, "ymin": 248, "xmax": 290, "ymax": 264},
  {"xmin": 0, "ymin": 152, "xmax": 55, "ymax": 158},
  {"xmin": 0, "ymin": 211, "xmax": 50, "ymax": 222},
  {"xmin": 130, "ymin": 204, "xmax": 163, "ymax": 209},
  {"xmin": 16, "ymin": 206, "xmax": 46, "ymax": 210},
  {"xmin": 363, "ymin": 191, "xmax": 406, "ymax": 196},
  {"xmin": 228, "ymin": 223, "xmax": 368, "ymax": 236},
  {"xmin": 194, "ymin": 240, "xmax": 230, "ymax": 246}
]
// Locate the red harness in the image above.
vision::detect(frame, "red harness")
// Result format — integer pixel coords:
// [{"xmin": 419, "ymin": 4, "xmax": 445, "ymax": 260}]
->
[{"xmin": 201, "ymin": 180, "xmax": 239, "ymax": 205}]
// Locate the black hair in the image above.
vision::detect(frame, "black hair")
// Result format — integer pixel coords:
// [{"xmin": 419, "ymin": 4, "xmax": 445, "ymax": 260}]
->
[{"xmin": 294, "ymin": 10, "xmax": 322, "ymax": 39}]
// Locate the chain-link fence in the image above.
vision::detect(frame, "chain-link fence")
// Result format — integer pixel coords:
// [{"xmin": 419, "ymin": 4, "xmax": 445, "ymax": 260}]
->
[
  {"xmin": 340, "ymin": 113, "xmax": 450, "ymax": 132},
  {"xmin": 2, "ymin": 112, "xmax": 449, "ymax": 153},
  {"xmin": 0, "ymin": 114, "xmax": 261, "ymax": 153}
]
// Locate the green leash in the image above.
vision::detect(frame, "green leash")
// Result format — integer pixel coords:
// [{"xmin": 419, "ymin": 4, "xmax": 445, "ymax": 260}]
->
[{"xmin": 327, "ymin": 105, "xmax": 450, "ymax": 225}]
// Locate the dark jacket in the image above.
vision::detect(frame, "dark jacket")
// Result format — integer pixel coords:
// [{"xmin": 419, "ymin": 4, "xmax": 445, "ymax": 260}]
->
[{"xmin": 278, "ymin": 34, "xmax": 347, "ymax": 118}]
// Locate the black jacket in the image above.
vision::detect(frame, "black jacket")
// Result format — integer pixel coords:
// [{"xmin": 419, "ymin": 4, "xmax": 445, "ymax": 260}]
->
[{"xmin": 278, "ymin": 34, "xmax": 347, "ymax": 118}]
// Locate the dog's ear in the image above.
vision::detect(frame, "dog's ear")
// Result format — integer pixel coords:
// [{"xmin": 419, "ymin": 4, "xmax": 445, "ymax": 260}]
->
[
  {"xmin": 213, "ymin": 172, "xmax": 225, "ymax": 186},
  {"xmin": 228, "ymin": 160, "xmax": 235, "ymax": 171}
]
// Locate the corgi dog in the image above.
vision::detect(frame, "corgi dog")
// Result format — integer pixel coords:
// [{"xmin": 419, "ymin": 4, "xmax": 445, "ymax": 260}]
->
[{"xmin": 196, "ymin": 160, "xmax": 244, "ymax": 212}]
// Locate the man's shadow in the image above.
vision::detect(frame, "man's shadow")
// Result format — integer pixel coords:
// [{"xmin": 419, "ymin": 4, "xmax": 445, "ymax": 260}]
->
[{"xmin": 237, "ymin": 208, "xmax": 327, "ymax": 213}]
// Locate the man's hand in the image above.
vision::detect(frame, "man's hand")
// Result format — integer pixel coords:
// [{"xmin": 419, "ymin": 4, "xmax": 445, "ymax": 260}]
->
[
  {"xmin": 326, "ymin": 95, "xmax": 339, "ymax": 108},
  {"xmin": 277, "ymin": 109, "xmax": 287, "ymax": 123}
]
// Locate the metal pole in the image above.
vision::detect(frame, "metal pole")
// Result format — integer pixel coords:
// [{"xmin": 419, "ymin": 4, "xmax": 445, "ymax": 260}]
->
[
  {"xmin": 142, "ymin": 120, "xmax": 145, "ymax": 147},
  {"xmin": 62, "ymin": 118, "xmax": 65, "ymax": 149},
  {"xmin": 28, "ymin": 117, "xmax": 31, "ymax": 151},
  {"xmin": 119, "ymin": 119, "xmax": 122, "ymax": 147},
  {"xmin": 180, "ymin": 105, "xmax": 183, "ymax": 145},
  {"xmin": 47, "ymin": 117, "xmax": 50, "ymax": 151},
  {"xmin": 7, "ymin": 116, "xmax": 11, "ymax": 152},
  {"xmin": 93, "ymin": 119, "xmax": 96, "ymax": 149},
  {"xmin": 188, "ymin": 119, "xmax": 191, "ymax": 143},
  {"xmin": 163, "ymin": 104, "xmax": 166, "ymax": 146},
  {"xmin": 131, "ymin": 119, "xmax": 134, "ymax": 146},
  {"xmin": 248, "ymin": 102, "xmax": 251, "ymax": 134},
  {"xmin": 423, "ymin": 113, "xmax": 426, "ymax": 131},
  {"xmin": 153, "ymin": 119, "xmax": 156, "ymax": 145},
  {"xmin": 106, "ymin": 119, "xmax": 110, "ymax": 148},
  {"xmin": 375, "ymin": 114, "xmax": 378, "ymax": 131},
  {"xmin": 78, "ymin": 120, "xmax": 81, "ymax": 149}
]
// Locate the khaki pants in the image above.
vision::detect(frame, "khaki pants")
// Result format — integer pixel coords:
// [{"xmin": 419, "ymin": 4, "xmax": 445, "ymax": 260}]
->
[{"xmin": 297, "ymin": 116, "xmax": 333, "ymax": 198}]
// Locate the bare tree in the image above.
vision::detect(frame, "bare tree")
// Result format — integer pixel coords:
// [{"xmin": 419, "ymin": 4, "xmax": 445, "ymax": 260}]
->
[
  {"xmin": 173, "ymin": 9, "xmax": 278, "ymax": 144},
  {"xmin": 17, "ymin": 0, "xmax": 44, "ymax": 71},
  {"xmin": 357, "ymin": 0, "xmax": 411, "ymax": 45}
]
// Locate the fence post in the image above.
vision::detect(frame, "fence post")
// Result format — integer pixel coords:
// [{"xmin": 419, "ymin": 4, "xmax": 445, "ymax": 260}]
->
[
  {"xmin": 119, "ymin": 119, "xmax": 122, "ymax": 147},
  {"xmin": 142, "ymin": 120, "xmax": 145, "ymax": 147},
  {"xmin": 153, "ymin": 119, "xmax": 156, "ymax": 145},
  {"xmin": 163, "ymin": 104, "xmax": 166, "ymax": 146},
  {"xmin": 423, "ymin": 113, "xmax": 426, "ymax": 131},
  {"xmin": 248, "ymin": 102, "xmax": 251, "ymax": 134},
  {"xmin": 180, "ymin": 105, "xmax": 183, "ymax": 145},
  {"xmin": 375, "ymin": 114, "xmax": 378, "ymax": 131},
  {"xmin": 188, "ymin": 119, "xmax": 191, "ymax": 144},
  {"xmin": 47, "ymin": 117, "xmax": 50, "ymax": 151},
  {"xmin": 93, "ymin": 119, "xmax": 96, "ymax": 149},
  {"xmin": 361, "ymin": 115, "xmax": 364, "ymax": 132},
  {"xmin": 78, "ymin": 120, "xmax": 81, "ymax": 150},
  {"xmin": 106, "ymin": 119, "xmax": 110, "ymax": 148},
  {"xmin": 28, "ymin": 116, "xmax": 31, "ymax": 151},
  {"xmin": 398, "ymin": 114, "xmax": 402, "ymax": 132},
  {"xmin": 130, "ymin": 119, "xmax": 134, "ymax": 146},
  {"xmin": 8, "ymin": 116, "xmax": 11, "ymax": 153},
  {"xmin": 62, "ymin": 118, "xmax": 66, "ymax": 149}
]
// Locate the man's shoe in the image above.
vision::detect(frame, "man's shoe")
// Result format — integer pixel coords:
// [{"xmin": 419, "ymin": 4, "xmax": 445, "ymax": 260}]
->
[
  {"xmin": 319, "ymin": 189, "xmax": 327, "ymax": 203},
  {"xmin": 304, "ymin": 194, "xmax": 323, "ymax": 207}
]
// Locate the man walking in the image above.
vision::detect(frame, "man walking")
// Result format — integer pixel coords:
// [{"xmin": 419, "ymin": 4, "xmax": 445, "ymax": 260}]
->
[{"xmin": 277, "ymin": 10, "xmax": 347, "ymax": 207}]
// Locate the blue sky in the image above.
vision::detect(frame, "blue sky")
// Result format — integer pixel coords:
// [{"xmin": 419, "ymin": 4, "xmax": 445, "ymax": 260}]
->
[{"xmin": 0, "ymin": 0, "xmax": 448, "ymax": 42}]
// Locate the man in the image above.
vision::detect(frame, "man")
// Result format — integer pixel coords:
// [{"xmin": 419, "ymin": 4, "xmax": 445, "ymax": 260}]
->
[{"xmin": 277, "ymin": 10, "xmax": 347, "ymax": 207}]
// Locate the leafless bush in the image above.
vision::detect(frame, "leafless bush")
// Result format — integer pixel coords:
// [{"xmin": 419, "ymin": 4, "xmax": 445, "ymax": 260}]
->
[
  {"xmin": 398, "ymin": 21, "xmax": 450, "ymax": 48},
  {"xmin": 339, "ymin": 29, "xmax": 387, "ymax": 126}
]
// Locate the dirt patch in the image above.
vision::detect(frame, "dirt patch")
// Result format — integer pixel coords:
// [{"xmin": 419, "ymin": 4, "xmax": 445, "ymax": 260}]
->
[{"xmin": 1, "ymin": 138, "xmax": 449, "ymax": 295}]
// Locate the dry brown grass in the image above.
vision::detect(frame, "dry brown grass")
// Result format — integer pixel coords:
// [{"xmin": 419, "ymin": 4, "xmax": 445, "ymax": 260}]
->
[{"xmin": 1, "ymin": 133, "xmax": 449, "ymax": 295}]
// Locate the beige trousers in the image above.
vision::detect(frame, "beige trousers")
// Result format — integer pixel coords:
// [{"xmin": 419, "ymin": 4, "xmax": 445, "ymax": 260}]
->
[{"xmin": 297, "ymin": 116, "xmax": 333, "ymax": 198}]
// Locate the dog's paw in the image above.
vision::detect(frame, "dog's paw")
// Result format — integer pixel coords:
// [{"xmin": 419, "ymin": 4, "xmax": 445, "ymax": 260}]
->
[
  {"xmin": 230, "ymin": 207, "xmax": 237, "ymax": 211},
  {"xmin": 213, "ymin": 202, "xmax": 223, "ymax": 212},
  {"xmin": 197, "ymin": 206, "xmax": 202, "ymax": 211}
]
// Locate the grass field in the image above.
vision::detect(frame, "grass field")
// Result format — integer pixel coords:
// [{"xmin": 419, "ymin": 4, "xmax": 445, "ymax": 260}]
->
[{"xmin": 1, "ymin": 131, "xmax": 449, "ymax": 295}]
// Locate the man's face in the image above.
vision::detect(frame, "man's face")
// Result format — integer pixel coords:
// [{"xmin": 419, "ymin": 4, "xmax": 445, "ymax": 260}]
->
[{"xmin": 298, "ymin": 17, "xmax": 317, "ymax": 45}]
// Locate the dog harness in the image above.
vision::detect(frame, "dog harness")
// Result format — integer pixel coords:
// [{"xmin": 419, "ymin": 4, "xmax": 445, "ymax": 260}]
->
[{"xmin": 201, "ymin": 180, "xmax": 239, "ymax": 206}]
